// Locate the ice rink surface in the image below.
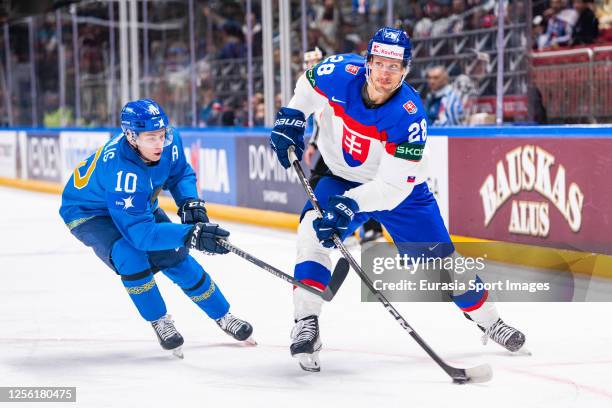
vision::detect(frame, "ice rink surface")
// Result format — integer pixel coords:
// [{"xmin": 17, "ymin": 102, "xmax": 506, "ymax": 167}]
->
[{"xmin": 1, "ymin": 186, "xmax": 611, "ymax": 407}]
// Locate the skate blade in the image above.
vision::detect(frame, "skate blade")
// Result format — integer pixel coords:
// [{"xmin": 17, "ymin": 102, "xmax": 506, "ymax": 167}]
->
[
  {"xmin": 171, "ymin": 347, "xmax": 184, "ymax": 359},
  {"xmin": 294, "ymin": 352, "xmax": 320, "ymax": 372},
  {"xmin": 512, "ymin": 344, "xmax": 532, "ymax": 356},
  {"xmin": 243, "ymin": 336, "xmax": 258, "ymax": 346}
]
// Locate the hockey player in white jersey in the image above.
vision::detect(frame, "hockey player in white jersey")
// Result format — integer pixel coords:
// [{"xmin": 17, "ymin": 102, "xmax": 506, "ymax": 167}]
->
[{"xmin": 270, "ymin": 27, "xmax": 526, "ymax": 372}]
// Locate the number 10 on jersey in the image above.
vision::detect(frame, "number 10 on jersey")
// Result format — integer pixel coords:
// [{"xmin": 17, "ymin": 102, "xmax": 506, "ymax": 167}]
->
[{"xmin": 115, "ymin": 171, "xmax": 138, "ymax": 193}]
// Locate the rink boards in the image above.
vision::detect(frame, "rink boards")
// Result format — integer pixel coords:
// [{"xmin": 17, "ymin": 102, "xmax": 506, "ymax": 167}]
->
[{"xmin": 0, "ymin": 126, "xmax": 611, "ymax": 277}]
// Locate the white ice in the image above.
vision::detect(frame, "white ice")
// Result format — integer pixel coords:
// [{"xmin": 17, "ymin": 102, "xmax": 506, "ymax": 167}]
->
[{"xmin": 1, "ymin": 187, "xmax": 611, "ymax": 407}]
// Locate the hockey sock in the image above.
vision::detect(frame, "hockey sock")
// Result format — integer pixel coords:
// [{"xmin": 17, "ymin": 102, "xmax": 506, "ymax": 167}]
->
[
  {"xmin": 163, "ymin": 256, "xmax": 230, "ymax": 320},
  {"xmin": 293, "ymin": 260, "xmax": 329, "ymax": 320},
  {"xmin": 121, "ymin": 273, "xmax": 167, "ymax": 321},
  {"xmin": 183, "ymin": 273, "xmax": 230, "ymax": 320},
  {"xmin": 451, "ymin": 274, "xmax": 499, "ymax": 328},
  {"xmin": 293, "ymin": 286, "xmax": 324, "ymax": 320}
]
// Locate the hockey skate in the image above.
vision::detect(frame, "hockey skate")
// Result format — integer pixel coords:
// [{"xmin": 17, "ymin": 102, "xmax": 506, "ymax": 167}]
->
[
  {"xmin": 216, "ymin": 313, "xmax": 256, "ymax": 345},
  {"xmin": 151, "ymin": 314, "xmax": 184, "ymax": 359},
  {"xmin": 480, "ymin": 318, "xmax": 526, "ymax": 353},
  {"xmin": 290, "ymin": 315, "xmax": 322, "ymax": 372}
]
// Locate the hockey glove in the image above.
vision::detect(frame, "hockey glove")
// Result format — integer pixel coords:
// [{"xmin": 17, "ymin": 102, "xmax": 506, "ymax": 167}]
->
[
  {"xmin": 270, "ymin": 107, "xmax": 306, "ymax": 169},
  {"xmin": 178, "ymin": 198, "xmax": 209, "ymax": 224},
  {"xmin": 313, "ymin": 195, "xmax": 359, "ymax": 248},
  {"xmin": 185, "ymin": 222, "xmax": 230, "ymax": 255}
]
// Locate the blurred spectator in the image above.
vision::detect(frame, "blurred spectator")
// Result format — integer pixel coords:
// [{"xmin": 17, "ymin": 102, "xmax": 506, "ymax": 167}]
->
[
  {"xmin": 571, "ymin": 0, "xmax": 600, "ymax": 45},
  {"xmin": 164, "ymin": 41, "xmax": 191, "ymax": 123},
  {"xmin": 533, "ymin": 15, "xmax": 548, "ymax": 49},
  {"xmin": 254, "ymin": 101, "xmax": 266, "ymax": 126},
  {"xmin": 507, "ymin": 0, "xmax": 527, "ymax": 24},
  {"xmin": 454, "ymin": 50, "xmax": 496, "ymax": 124},
  {"xmin": 339, "ymin": 31, "xmax": 365, "ymax": 54},
  {"xmin": 424, "ymin": 66, "xmax": 464, "ymax": 126},
  {"xmin": 369, "ymin": 0, "xmax": 388, "ymax": 27},
  {"xmin": 274, "ymin": 92, "xmax": 282, "ymax": 112},
  {"xmin": 431, "ymin": 1, "xmax": 453, "ymax": 37},
  {"xmin": 166, "ymin": 41, "xmax": 190, "ymax": 73},
  {"xmin": 303, "ymin": 47, "xmax": 324, "ymax": 70},
  {"xmin": 352, "ymin": 0, "xmax": 370, "ymax": 22},
  {"xmin": 43, "ymin": 93, "xmax": 73, "ymax": 127},
  {"xmin": 199, "ymin": 88, "xmax": 223, "ymax": 126},
  {"xmin": 242, "ymin": 6, "xmax": 262, "ymax": 57},
  {"xmin": 453, "ymin": 51, "xmax": 482, "ymax": 119},
  {"xmin": 80, "ymin": 32, "xmax": 104, "ymax": 75},
  {"xmin": 220, "ymin": 103, "xmax": 236, "ymax": 126},
  {"xmin": 542, "ymin": 0, "xmax": 578, "ymax": 48},
  {"xmin": 218, "ymin": 21, "xmax": 246, "ymax": 59},
  {"xmin": 413, "ymin": 7, "xmax": 433, "ymax": 39},
  {"xmin": 80, "ymin": 32, "xmax": 106, "ymax": 125},
  {"xmin": 448, "ymin": 0, "xmax": 467, "ymax": 34},
  {"xmin": 310, "ymin": 0, "xmax": 338, "ymax": 53},
  {"xmin": 597, "ymin": 0, "xmax": 612, "ymax": 30}
]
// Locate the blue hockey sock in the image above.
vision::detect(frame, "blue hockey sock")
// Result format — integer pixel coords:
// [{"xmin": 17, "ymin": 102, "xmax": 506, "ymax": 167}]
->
[
  {"xmin": 451, "ymin": 275, "xmax": 488, "ymax": 312},
  {"xmin": 122, "ymin": 274, "xmax": 167, "ymax": 321},
  {"xmin": 183, "ymin": 273, "xmax": 230, "ymax": 320}
]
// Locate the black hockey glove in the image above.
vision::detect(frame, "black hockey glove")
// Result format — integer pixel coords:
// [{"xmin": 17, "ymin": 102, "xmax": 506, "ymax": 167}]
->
[
  {"xmin": 185, "ymin": 222, "xmax": 230, "ymax": 255},
  {"xmin": 178, "ymin": 198, "xmax": 209, "ymax": 224}
]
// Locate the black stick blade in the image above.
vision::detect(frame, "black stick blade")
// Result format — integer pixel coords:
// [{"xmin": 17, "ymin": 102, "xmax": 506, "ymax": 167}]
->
[{"xmin": 321, "ymin": 258, "xmax": 350, "ymax": 301}]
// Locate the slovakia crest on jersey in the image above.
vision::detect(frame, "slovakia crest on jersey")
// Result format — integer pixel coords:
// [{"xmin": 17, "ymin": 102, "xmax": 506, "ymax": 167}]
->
[
  {"xmin": 403, "ymin": 101, "xmax": 417, "ymax": 114},
  {"xmin": 342, "ymin": 125, "xmax": 371, "ymax": 167},
  {"xmin": 345, "ymin": 64, "xmax": 360, "ymax": 75}
]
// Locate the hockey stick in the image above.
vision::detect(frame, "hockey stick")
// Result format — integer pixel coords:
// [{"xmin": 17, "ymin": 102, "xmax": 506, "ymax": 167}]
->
[
  {"xmin": 217, "ymin": 239, "xmax": 349, "ymax": 302},
  {"xmin": 288, "ymin": 146, "xmax": 492, "ymax": 384}
]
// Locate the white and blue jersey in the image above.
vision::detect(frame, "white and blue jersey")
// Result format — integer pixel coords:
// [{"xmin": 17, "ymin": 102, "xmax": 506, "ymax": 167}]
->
[
  {"xmin": 59, "ymin": 130, "xmax": 197, "ymax": 252},
  {"xmin": 289, "ymin": 54, "xmax": 431, "ymax": 213},
  {"xmin": 288, "ymin": 54, "xmax": 487, "ymax": 311}
]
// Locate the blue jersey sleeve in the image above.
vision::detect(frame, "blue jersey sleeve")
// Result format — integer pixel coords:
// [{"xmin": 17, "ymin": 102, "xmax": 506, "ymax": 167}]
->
[
  {"xmin": 384, "ymin": 88, "xmax": 429, "ymax": 161},
  {"xmin": 164, "ymin": 131, "xmax": 199, "ymax": 206},
  {"xmin": 105, "ymin": 161, "xmax": 192, "ymax": 251}
]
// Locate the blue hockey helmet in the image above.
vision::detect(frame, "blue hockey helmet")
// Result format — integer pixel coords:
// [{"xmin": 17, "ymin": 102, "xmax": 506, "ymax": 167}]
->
[
  {"xmin": 120, "ymin": 99, "xmax": 173, "ymax": 147},
  {"xmin": 366, "ymin": 27, "xmax": 412, "ymax": 66}
]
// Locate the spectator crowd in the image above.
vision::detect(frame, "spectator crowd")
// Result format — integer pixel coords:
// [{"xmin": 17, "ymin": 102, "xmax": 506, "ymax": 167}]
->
[{"xmin": 1, "ymin": 0, "xmax": 611, "ymax": 127}]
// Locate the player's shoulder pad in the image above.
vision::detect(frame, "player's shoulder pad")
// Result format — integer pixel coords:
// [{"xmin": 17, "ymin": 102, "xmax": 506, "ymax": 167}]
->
[
  {"xmin": 305, "ymin": 53, "xmax": 365, "ymax": 97},
  {"xmin": 382, "ymin": 86, "xmax": 429, "ymax": 162}
]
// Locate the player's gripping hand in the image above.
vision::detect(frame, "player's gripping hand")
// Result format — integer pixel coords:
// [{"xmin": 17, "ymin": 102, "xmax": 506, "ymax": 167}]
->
[
  {"xmin": 178, "ymin": 198, "xmax": 209, "ymax": 224},
  {"xmin": 270, "ymin": 107, "xmax": 307, "ymax": 168},
  {"xmin": 313, "ymin": 195, "xmax": 359, "ymax": 248},
  {"xmin": 185, "ymin": 222, "xmax": 230, "ymax": 255}
]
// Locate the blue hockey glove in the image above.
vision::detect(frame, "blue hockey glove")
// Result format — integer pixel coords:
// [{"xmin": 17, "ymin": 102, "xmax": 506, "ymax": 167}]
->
[
  {"xmin": 178, "ymin": 198, "xmax": 209, "ymax": 224},
  {"xmin": 186, "ymin": 222, "xmax": 230, "ymax": 255},
  {"xmin": 270, "ymin": 107, "xmax": 306, "ymax": 169},
  {"xmin": 313, "ymin": 195, "xmax": 359, "ymax": 248}
]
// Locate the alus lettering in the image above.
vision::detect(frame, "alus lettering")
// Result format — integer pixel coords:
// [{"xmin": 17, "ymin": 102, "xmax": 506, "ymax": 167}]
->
[{"xmin": 479, "ymin": 145, "xmax": 584, "ymax": 237}]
